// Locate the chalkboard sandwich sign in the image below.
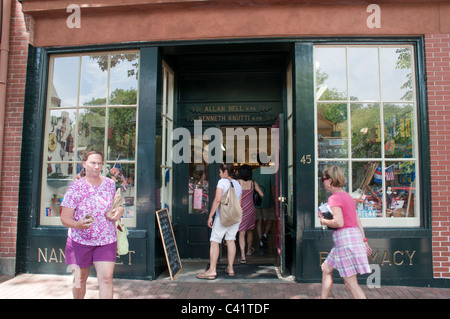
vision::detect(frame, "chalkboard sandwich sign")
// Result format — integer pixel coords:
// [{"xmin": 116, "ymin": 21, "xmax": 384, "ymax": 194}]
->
[{"xmin": 156, "ymin": 208, "xmax": 182, "ymax": 280}]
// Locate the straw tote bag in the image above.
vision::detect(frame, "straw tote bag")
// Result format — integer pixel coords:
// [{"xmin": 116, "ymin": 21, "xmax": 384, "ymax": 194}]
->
[{"xmin": 219, "ymin": 180, "xmax": 243, "ymax": 227}]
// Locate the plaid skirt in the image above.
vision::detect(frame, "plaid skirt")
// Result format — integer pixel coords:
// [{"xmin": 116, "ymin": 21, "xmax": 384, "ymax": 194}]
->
[{"xmin": 325, "ymin": 227, "xmax": 371, "ymax": 278}]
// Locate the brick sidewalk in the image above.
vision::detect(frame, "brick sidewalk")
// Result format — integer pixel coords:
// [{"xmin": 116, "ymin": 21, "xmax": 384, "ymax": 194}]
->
[{"xmin": 0, "ymin": 273, "xmax": 449, "ymax": 299}]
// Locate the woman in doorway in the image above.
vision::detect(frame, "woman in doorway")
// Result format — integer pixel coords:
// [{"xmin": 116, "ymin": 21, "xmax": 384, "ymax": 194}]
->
[
  {"xmin": 237, "ymin": 164, "xmax": 264, "ymax": 263},
  {"xmin": 319, "ymin": 165, "xmax": 372, "ymax": 299},
  {"xmin": 197, "ymin": 163, "xmax": 242, "ymax": 279},
  {"xmin": 61, "ymin": 150, "xmax": 124, "ymax": 299}
]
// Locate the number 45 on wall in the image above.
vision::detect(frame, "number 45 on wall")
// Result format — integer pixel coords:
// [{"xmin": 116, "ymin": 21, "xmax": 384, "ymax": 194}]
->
[{"xmin": 300, "ymin": 155, "xmax": 312, "ymax": 165}]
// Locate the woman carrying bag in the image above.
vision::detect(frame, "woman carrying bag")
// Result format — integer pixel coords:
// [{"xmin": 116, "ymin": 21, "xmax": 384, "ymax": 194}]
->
[
  {"xmin": 60, "ymin": 150, "xmax": 124, "ymax": 299},
  {"xmin": 319, "ymin": 165, "xmax": 372, "ymax": 299},
  {"xmin": 197, "ymin": 163, "xmax": 242, "ymax": 280}
]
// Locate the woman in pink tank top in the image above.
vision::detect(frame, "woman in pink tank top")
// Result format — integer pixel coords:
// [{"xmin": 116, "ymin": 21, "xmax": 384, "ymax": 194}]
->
[{"xmin": 319, "ymin": 166, "xmax": 372, "ymax": 299}]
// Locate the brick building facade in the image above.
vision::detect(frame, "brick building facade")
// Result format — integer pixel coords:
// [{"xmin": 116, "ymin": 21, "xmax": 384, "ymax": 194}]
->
[
  {"xmin": 425, "ymin": 34, "xmax": 450, "ymax": 278},
  {"xmin": 0, "ymin": 0, "xmax": 449, "ymax": 286}
]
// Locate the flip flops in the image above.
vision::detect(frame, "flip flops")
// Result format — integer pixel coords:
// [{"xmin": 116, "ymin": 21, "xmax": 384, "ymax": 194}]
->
[
  {"xmin": 225, "ymin": 267, "xmax": 235, "ymax": 277},
  {"xmin": 196, "ymin": 272, "xmax": 216, "ymax": 280}
]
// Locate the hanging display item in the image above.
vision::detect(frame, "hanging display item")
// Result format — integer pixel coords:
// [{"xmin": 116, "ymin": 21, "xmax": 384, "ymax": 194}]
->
[{"xmin": 48, "ymin": 133, "xmax": 57, "ymax": 151}]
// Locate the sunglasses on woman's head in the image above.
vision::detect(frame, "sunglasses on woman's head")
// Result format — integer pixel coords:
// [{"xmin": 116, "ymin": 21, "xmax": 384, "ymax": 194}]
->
[{"xmin": 321, "ymin": 175, "xmax": 330, "ymax": 182}]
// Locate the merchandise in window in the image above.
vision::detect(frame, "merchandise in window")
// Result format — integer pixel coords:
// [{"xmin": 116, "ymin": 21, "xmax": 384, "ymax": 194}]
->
[
  {"xmin": 315, "ymin": 45, "xmax": 419, "ymax": 227},
  {"xmin": 41, "ymin": 51, "xmax": 139, "ymax": 227}
]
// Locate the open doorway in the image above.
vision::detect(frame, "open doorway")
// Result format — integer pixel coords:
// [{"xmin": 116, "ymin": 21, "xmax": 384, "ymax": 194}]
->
[
  {"xmin": 166, "ymin": 41, "xmax": 292, "ymax": 280},
  {"xmin": 220, "ymin": 126, "xmax": 279, "ymax": 267}
]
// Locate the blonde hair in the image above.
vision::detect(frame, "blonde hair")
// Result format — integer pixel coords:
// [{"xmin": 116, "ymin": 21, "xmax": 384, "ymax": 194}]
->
[{"xmin": 323, "ymin": 166, "xmax": 345, "ymax": 187}]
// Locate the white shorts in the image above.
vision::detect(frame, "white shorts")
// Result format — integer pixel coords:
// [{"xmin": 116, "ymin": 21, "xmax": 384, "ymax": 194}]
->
[{"xmin": 210, "ymin": 215, "xmax": 241, "ymax": 243}]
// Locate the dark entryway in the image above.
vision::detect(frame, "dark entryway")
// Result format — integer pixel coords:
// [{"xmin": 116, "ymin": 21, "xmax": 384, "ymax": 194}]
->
[{"xmin": 161, "ymin": 43, "xmax": 293, "ymax": 272}]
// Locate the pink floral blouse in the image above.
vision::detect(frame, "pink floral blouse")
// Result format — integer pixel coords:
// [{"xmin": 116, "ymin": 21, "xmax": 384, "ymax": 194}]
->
[{"xmin": 61, "ymin": 176, "xmax": 117, "ymax": 246}]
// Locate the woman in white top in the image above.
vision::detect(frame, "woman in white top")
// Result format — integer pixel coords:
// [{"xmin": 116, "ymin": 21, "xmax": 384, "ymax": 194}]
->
[{"xmin": 197, "ymin": 163, "xmax": 242, "ymax": 280}]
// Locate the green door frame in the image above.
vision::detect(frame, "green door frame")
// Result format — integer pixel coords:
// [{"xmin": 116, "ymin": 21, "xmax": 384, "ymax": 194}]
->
[{"xmin": 291, "ymin": 42, "xmax": 316, "ymax": 279}]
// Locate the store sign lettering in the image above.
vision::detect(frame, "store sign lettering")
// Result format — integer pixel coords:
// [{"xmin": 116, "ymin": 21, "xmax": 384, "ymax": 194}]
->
[
  {"xmin": 320, "ymin": 250, "xmax": 416, "ymax": 266},
  {"xmin": 185, "ymin": 104, "xmax": 277, "ymax": 124},
  {"xmin": 38, "ymin": 248, "xmax": 65, "ymax": 263},
  {"xmin": 37, "ymin": 248, "xmax": 135, "ymax": 265}
]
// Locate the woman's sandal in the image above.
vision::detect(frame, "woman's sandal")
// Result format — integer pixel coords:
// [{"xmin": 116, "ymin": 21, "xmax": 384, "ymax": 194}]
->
[
  {"xmin": 225, "ymin": 267, "xmax": 235, "ymax": 277},
  {"xmin": 196, "ymin": 272, "xmax": 216, "ymax": 280}
]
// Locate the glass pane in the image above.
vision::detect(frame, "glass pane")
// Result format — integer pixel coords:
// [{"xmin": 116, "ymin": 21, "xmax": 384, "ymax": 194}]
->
[
  {"xmin": 385, "ymin": 161, "xmax": 416, "ymax": 218},
  {"xmin": 47, "ymin": 109, "xmax": 77, "ymax": 162},
  {"xmin": 51, "ymin": 56, "xmax": 79, "ymax": 107},
  {"xmin": 106, "ymin": 163, "xmax": 136, "ymax": 219},
  {"xmin": 352, "ymin": 161, "xmax": 382, "ymax": 218},
  {"xmin": 107, "ymin": 108, "xmax": 136, "ymax": 161},
  {"xmin": 381, "ymin": 47, "xmax": 413, "ymax": 101},
  {"xmin": 315, "ymin": 47, "xmax": 347, "ymax": 101},
  {"xmin": 189, "ymin": 163, "xmax": 209, "ymax": 214},
  {"xmin": 317, "ymin": 103, "xmax": 348, "ymax": 158},
  {"xmin": 351, "ymin": 103, "xmax": 381, "ymax": 158},
  {"xmin": 384, "ymin": 103, "xmax": 415, "ymax": 158},
  {"xmin": 348, "ymin": 47, "xmax": 380, "ymax": 101},
  {"xmin": 44, "ymin": 164, "xmax": 73, "ymax": 218},
  {"xmin": 80, "ymin": 55, "xmax": 108, "ymax": 106},
  {"xmin": 110, "ymin": 53, "xmax": 139, "ymax": 105},
  {"xmin": 77, "ymin": 108, "xmax": 105, "ymax": 158},
  {"xmin": 318, "ymin": 161, "xmax": 349, "ymax": 206}
]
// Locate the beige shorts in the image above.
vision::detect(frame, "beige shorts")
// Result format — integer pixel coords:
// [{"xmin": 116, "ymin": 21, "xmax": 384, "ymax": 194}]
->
[
  {"xmin": 210, "ymin": 215, "xmax": 240, "ymax": 243},
  {"xmin": 255, "ymin": 207, "xmax": 276, "ymax": 221}
]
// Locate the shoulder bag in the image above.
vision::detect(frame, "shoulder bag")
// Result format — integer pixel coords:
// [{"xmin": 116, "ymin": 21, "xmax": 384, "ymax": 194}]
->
[
  {"xmin": 219, "ymin": 180, "xmax": 243, "ymax": 227},
  {"xmin": 252, "ymin": 181, "xmax": 263, "ymax": 207}
]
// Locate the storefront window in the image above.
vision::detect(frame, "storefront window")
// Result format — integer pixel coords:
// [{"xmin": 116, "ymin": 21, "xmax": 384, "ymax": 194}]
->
[
  {"xmin": 159, "ymin": 62, "xmax": 174, "ymax": 218},
  {"xmin": 41, "ymin": 51, "xmax": 139, "ymax": 227},
  {"xmin": 315, "ymin": 45, "xmax": 419, "ymax": 227},
  {"xmin": 189, "ymin": 162, "xmax": 209, "ymax": 214}
]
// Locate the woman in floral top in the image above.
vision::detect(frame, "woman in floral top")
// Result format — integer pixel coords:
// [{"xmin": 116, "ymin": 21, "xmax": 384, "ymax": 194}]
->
[{"xmin": 61, "ymin": 150, "xmax": 124, "ymax": 299}]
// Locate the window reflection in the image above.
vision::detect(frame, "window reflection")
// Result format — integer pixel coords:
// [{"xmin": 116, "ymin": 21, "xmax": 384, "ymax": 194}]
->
[
  {"xmin": 315, "ymin": 47, "xmax": 347, "ymax": 101},
  {"xmin": 77, "ymin": 108, "xmax": 105, "ymax": 157},
  {"xmin": 348, "ymin": 47, "xmax": 380, "ymax": 101},
  {"xmin": 80, "ymin": 55, "xmax": 108, "ymax": 106},
  {"xmin": 110, "ymin": 53, "xmax": 139, "ymax": 105},
  {"xmin": 315, "ymin": 45, "xmax": 418, "ymax": 225},
  {"xmin": 107, "ymin": 108, "xmax": 136, "ymax": 161},
  {"xmin": 51, "ymin": 56, "xmax": 79, "ymax": 107},
  {"xmin": 351, "ymin": 103, "xmax": 381, "ymax": 158},
  {"xmin": 381, "ymin": 47, "xmax": 413, "ymax": 101},
  {"xmin": 42, "ymin": 51, "xmax": 139, "ymax": 226},
  {"xmin": 317, "ymin": 102, "xmax": 348, "ymax": 158}
]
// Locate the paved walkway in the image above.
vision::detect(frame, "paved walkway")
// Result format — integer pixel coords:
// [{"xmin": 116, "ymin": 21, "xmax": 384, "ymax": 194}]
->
[
  {"xmin": 1, "ymin": 273, "xmax": 449, "ymax": 299},
  {"xmin": 0, "ymin": 261, "xmax": 449, "ymax": 299}
]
